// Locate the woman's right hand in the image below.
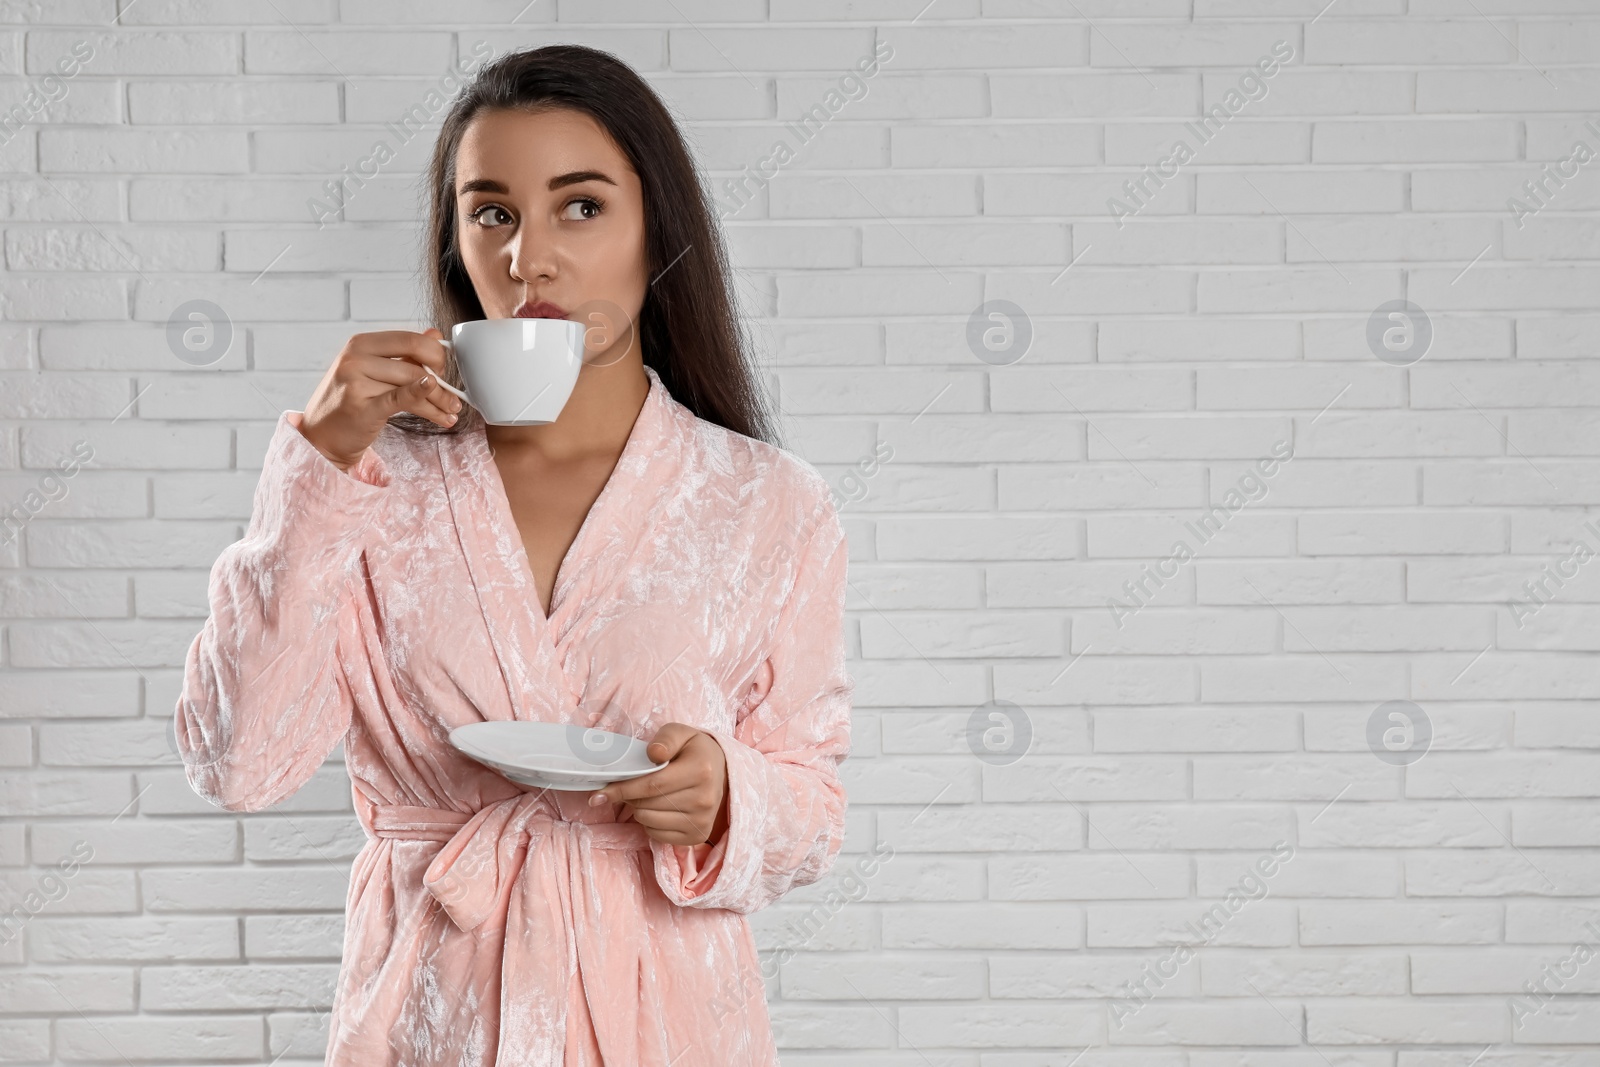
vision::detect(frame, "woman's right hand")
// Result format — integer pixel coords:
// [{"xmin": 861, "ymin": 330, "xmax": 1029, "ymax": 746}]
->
[{"xmin": 297, "ymin": 328, "xmax": 462, "ymax": 471}]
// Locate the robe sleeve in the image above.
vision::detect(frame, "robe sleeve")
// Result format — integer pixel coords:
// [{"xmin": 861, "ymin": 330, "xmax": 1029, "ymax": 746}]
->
[
  {"xmin": 174, "ymin": 410, "xmax": 391, "ymax": 813},
  {"xmin": 651, "ymin": 496, "xmax": 853, "ymax": 914}
]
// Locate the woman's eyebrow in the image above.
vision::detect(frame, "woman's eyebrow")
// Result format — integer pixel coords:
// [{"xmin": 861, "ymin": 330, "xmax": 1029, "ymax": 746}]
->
[
  {"xmin": 549, "ymin": 169, "xmax": 617, "ymax": 190},
  {"xmin": 456, "ymin": 171, "xmax": 618, "ymax": 197}
]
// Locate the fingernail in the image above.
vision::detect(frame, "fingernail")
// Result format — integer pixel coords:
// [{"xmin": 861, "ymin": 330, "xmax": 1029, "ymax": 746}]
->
[{"xmin": 589, "ymin": 794, "xmax": 606, "ymax": 807}]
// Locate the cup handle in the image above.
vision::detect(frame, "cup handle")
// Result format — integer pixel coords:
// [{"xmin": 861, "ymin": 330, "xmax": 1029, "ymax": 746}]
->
[{"xmin": 428, "ymin": 375, "xmax": 470, "ymax": 404}]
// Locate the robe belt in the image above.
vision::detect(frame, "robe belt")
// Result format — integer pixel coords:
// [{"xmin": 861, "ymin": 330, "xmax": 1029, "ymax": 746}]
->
[
  {"xmin": 370, "ymin": 795, "xmax": 653, "ymax": 932},
  {"xmin": 369, "ymin": 795, "xmax": 655, "ymax": 1064}
]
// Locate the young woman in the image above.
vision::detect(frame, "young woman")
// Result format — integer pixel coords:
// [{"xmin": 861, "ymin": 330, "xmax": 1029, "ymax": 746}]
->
[{"xmin": 175, "ymin": 44, "xmax": 853, "ymax": 1066}]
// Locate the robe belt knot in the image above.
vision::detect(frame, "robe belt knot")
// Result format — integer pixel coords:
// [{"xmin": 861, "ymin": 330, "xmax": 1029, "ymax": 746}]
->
[{"xmin": 370, "ymin": 795, "xmax": 652, "ymax": 932}]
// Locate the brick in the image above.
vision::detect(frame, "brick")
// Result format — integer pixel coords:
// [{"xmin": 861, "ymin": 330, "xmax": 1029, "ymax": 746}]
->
[
  {"xmin": 1199, "ymin": 170, "xmax": 1405, "ymax": 213},
  {"xmin": 1305, "ymin": 19, "xmax": 1515, "ymax": 64},
  {"xmin": 31, "ymin": 916, "xmax": 238, "ymax": 962},
  {"xmin": 1312, "ymin": 119, "xmax": 1519, "ymax": 162},
  {"xmin": 141, "ymin": 964, "xmax": 338, "ymax": 1010},
  {"xmin": 1100, "ymin": 318, "xmax": 1300, "ymax": 361},
  {"xmin": 781, "ymin": 954, "xmax": 984, "ymax": 999},
  {"xmin": 123, "ymin": 0, "xmax": 336, "ymax": 22},
  {"xmin": 244, "ymin": 30, "xmax": 451, "ymax": 75},
  {"xmin": 1090, "ymin": 903, "xmax": 1295, "ymax": 948},
  {"xmin": 881, "ymin": 903, "xmax": 1083, "ymax": 950},
  {"xmin": 0, "ymin": 968, "xmax": 133, "ymax": 1013},
  {"xmin": 244, "ymin": 913, "xmax": 343, "ymax": 959},
  {"xmin": 142, "ymin": 867, "xmax": 350, "ymax": 912},
  {"xmin": 1207, "ymin": 71, "xmax": 1412, "ymax": 115},
  {"xmin": 1202, "ymin": 952, "xmax": 1407, "ymax": 995},
  {"xmin": 56, "ymin": 1014, "xmax": 261, "ymax": 1060},
  {"xmin": 895, "ymin": 1004, "xmax": 1101, "ymax": 1047},
  {"xmin": 1299, "ymin": 512, "xmax": 1506, "ymax": 554},
  {"xmin": 1301, "ymin": 903, "xmax": 1500, "ymax": 945},
  {"xmin": 1094, "ymin": 23, "xmax": 1300, "ymax": 66},
  {"xmin": 1307, "ymin": 998, "xmax": 1507, "ymax": 1044},
  {"xmin": 993, "ymin": 73, "xmax": 1198, "ymax": 117},
  {"xmin": 778, "ymin": 73, "xmax": 984, "ymax": 121},
  {"xmin": 992, "ymin": 953, "xmax": 1199, "ymax": 998},
  {"xmin": 893, "ymin": 121, "xmax": 1099, "ymax": 167},
  {"xmin": 26, "ymin": 31, "xmax": 237, "ymax": 75}
]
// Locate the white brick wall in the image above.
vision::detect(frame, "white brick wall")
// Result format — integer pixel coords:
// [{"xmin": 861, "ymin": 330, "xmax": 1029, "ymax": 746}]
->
[{"xmin": 1, "ymin": 0, "xmax": 1598, "ymax": 1063}]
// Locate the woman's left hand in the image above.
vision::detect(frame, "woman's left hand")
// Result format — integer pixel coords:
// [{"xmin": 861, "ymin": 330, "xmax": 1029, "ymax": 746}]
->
[{"xmin": 589, "ymin": 722, "xmax": 730, "ymax": 847}]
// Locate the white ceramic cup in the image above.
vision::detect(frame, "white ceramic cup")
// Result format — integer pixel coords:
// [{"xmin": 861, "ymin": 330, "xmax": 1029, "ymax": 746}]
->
[{"xmin": 434, "ymin": 317, "xmax": 587, "ymax": 426}]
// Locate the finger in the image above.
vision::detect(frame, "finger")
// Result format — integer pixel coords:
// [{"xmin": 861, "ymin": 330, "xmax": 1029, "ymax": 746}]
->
[
  {"xmin": 346, "ymin": 350, "xmax": 465, "ymax": 428},
  {"xmin": 615, "ymin": 784, "xmax": 708, "ymax": 814},
  {"xmin": 600, "ymin": 727, "xmax": 710, "ymax": 805},
  {"xmin": 348, "ymin": 329, "xmax": 452, "ymax": 374},
  {"xmin": 607, "ymin": 738, "xmax": 722, "ymax": 803},
  {"xmin": 601, "ymin": 764, "xmax": 698, "ymax": 805},
  {"xmin": 350, "ymin": 348, "xmax": 452, "ymax": 390},
  {"xmin": 645, "ymin": 722, "xmax": 700, "ymax": 762},
  {"xmin": 382, "ymin": 371, "xmax": 462, "ymax": 428},
  {"xmin": 627, "ymin": 806, "xmax": 705, "ymax": 842}
]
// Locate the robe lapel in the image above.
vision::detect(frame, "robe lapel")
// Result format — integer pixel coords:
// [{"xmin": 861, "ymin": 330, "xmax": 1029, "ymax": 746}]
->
[{"xmin": 435, "ymin": 364, "xmax": 681, "ymax": 728}]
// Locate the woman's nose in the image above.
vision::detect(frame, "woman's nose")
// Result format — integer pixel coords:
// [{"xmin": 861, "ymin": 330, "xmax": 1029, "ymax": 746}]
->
[{"xmin": 508, "ymin": 231, "xmax": 559, "ymax": 282}]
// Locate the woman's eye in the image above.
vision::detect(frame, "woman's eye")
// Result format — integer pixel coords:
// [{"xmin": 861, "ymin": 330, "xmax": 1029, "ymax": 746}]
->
[
  {"xmin": 561, "ymin": 196, "xmax": 603, "ymax": 222},
  {"xmin": 468, "ymin": 204, "xmax": 510, "ymax": 227}
]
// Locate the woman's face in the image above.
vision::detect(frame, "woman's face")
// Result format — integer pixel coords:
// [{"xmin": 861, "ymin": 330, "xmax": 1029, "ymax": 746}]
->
[{"xmin": 453, "ymin": 106, "xmax": 647, "ymax": 367}]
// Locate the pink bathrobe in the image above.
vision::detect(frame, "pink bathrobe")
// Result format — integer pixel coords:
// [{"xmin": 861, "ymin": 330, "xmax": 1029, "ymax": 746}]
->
[{"xmin": 175, "ymin": 363, "xmax": 853, "ymax": 1066}]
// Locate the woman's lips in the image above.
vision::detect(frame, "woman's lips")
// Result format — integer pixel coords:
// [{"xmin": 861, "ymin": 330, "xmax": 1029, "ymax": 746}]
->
[{"xmin": 515, "ymin": 301, "xmax": 568, "ymax": 318}]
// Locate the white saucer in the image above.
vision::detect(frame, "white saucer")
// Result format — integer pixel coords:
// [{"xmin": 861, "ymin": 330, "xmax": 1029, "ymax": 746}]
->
[{"xmin": 448, "ymin": 721, "xmax": 667, "ymax": 791}]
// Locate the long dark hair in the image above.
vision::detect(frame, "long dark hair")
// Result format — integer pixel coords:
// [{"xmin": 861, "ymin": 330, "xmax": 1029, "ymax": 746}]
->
[{"xmin": 390, "ymin": 43, "xmax": 779, "ymax": 446}]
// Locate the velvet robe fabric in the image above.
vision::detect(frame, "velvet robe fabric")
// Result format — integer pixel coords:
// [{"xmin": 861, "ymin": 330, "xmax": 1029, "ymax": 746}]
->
[{"xmin": 175, "ymin": 364, "xmax": 853, "ymax": 1065}]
